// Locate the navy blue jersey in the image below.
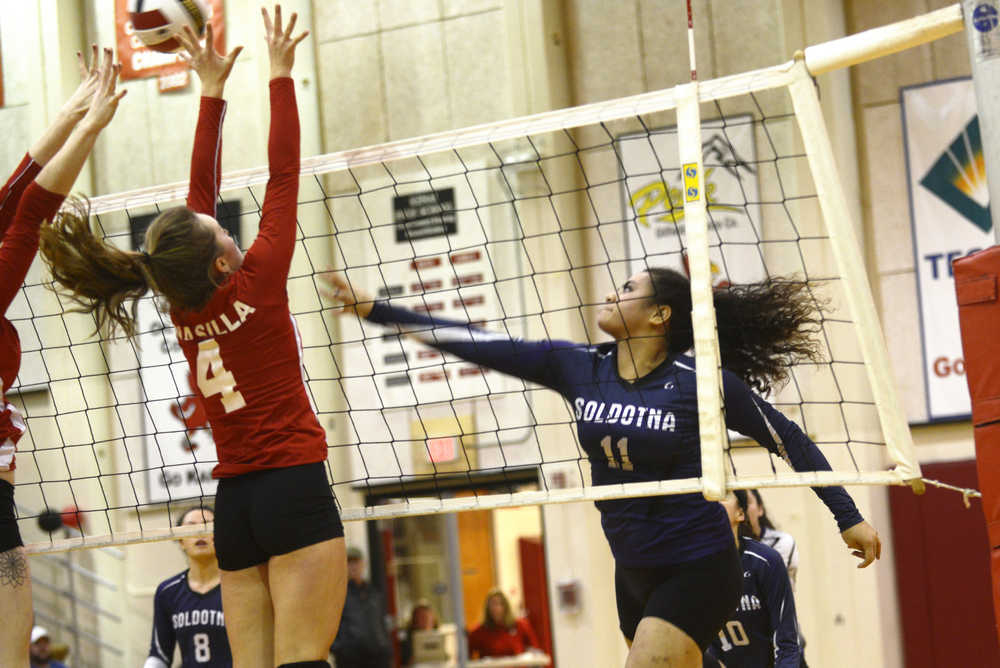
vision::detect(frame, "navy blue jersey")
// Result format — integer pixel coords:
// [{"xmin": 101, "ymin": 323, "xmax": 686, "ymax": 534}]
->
[
  {"xmin": 707, "ymin": 537, "xmax": 800, "ymax": 667},
  {"xmin": 367, "ymin": 303, "xmax": 863, "ymax": 567},
  {"xmin": 147, "ymin": 571, "xmax": 231, "ymax": 668}
]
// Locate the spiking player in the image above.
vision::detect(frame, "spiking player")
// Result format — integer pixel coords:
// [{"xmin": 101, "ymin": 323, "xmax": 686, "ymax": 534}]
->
[
  {"xmin": 321, "ymin": 267, "xmax": 882, "ymax": 668},
  {"xmin": 0, "ymin": 47, "xmax": 125, "ymax": 668},
  {"xmin": 706, "ymin": 490, "xmax": 800, "ymax": 667},
  {"xmin": 40, "ymin": 8, "xmax": 344, "ymax": 668},
  {"xmin": 146, "ymin": 507, "xmax": 231, "ymax": 668}
]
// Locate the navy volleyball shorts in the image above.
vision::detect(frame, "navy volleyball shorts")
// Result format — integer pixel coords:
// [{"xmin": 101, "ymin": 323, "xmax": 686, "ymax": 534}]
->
[
  {"xmin": 214, "ymin": 462, "xmax": 344, "ymax": 571},
  {"xmin": 615, "ymin": 540, "xmax": 742, "ymax": 650}
]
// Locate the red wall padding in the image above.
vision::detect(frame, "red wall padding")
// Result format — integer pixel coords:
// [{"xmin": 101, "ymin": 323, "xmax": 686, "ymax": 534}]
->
[
  {"xmin": 953, "ymin": 245, "xmax": 1000, "ymax": 644},
  {"xmin": 889, "ymin": 460, "xmax": 1000, "ymax": 667}
]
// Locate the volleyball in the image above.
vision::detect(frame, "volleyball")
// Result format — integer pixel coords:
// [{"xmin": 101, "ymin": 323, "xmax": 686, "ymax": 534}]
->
[{"xmin": 127, "ymin": 0, "xmax": 208, "ymax": 53}]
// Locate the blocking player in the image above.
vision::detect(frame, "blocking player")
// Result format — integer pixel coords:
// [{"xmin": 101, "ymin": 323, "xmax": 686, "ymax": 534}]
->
[
  {"xmin": 39, "ymin": 8, "xmax": 343, "ymax": 668},
  {"xmin": 1, "ymin": 46, "xmax": 125, "ymax": 668}
]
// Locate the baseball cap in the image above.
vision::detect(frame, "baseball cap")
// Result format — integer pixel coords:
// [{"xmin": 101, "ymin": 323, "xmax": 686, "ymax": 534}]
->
[{"xmin": 31, "ymin": 626, "xmax": 49, "ymax": 643}]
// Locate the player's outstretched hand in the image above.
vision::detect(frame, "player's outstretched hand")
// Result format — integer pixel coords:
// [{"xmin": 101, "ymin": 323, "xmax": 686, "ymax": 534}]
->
[
  {"xmin": 59, "ymin": 45, "xmax": 111, "ymax": 122},
  {"xmin": 841, "ymin": 520, "xmax": 881, "ymax": 568},
  {"xmin": 262, "ymin": 4, "xmax": 309, "ymax": 80},
  {"xmin": 177, "ymin": 22, "xmax": 243, "ymax": 98},
  {"xmin": 318, "ymin": 272, "xmax": 374, "ymax": 319},
  {"xmin": 80, "ymin": 58, "xmax": 127, "ymax": 133}
]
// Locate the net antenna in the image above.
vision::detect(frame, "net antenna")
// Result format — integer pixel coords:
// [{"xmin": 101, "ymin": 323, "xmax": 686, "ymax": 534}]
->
[{"xmin": 12, "ymin": 5, "xmax": 980, "ymax": 555}]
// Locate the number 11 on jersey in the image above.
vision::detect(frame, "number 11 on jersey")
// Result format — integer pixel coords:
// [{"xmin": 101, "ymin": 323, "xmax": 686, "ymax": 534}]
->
[{"xmin": 196, "ymin": 338, "xmax": 246, "ymax": 413}]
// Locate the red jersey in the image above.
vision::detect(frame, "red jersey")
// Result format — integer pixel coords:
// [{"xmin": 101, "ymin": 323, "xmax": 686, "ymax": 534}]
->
[
  {"xmin": 1, "ymin": 155, "xmax": 64, "ymax": 471},
  {"xmin": 171, "ymin": 79, "xmax": 327, "ymax": 478},
  {"xmin": 467, "ymin": 618, "xmax": 540, "ymax": 658}
]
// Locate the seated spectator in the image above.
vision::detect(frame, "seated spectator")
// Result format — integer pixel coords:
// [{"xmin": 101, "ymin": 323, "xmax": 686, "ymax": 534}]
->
[
  {"xmin": 401, "ymin": 599, "xmax": 439, "ymax": 666},
  {"xmin": 467, "ymin": 589, "xmax": 539, "ymax": 659},
  {"xmin": 29, "ymin": 627, "xmax": 68, "ymax": 668}
]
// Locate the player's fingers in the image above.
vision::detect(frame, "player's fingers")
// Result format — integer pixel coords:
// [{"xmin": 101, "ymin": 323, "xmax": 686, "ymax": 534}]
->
[
  {"xmin": 178, "ymin": 26, "xmax": 197, "ymax": 55},
  {"xmin": 91, "ymin": 44, "xmax": 100, "ymax": 73},
  {"xmin": 261, "ymin": 7, "xmax": 273, "ymax": 37},
  {"xmin": 293, "ymin": 30, "xmax": 309, "ymax": 47},
  {"xmin": 225, "ymin": 46, "xmax": 244, "ymax": 66},
  {"xmin": 273, "ymin": 5, "xmax": 283, "ymax": 37},
  {"xmin": 285, "ymin": 12, "xmax": 298, "ymax": 38},
  {"xmin": 204, "ymin": 21, "xmax": 214, "ymax": 48},
  {"xmin": 875, "ymin": 534, "xmax": 882, "ymax": 560}
]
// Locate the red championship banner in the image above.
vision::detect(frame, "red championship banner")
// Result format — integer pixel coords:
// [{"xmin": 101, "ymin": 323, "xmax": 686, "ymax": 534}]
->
[{"xmin": 115, "ymin": 0, "xmax": 225, "ymax": 83}]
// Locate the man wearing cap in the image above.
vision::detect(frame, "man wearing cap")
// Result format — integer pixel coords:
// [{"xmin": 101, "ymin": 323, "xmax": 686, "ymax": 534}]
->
[
  {"xmin": 29, "ymin": 627, "xmax": 68, "ymax": 668},
  {"xmin": 330, "ymin": 546, "xmax": 392, "ymax": 668}
]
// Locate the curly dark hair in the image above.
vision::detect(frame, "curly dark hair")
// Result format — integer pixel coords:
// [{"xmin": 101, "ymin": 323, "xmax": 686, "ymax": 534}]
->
[{"xmin": 647, "ymin": 267, "xmax": 825, "ymax": 394}]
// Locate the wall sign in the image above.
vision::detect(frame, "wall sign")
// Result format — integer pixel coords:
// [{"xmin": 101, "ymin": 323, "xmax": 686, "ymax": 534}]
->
[
  {"xmin": 393, "ymin": 188, "xmax": 457, "ymax": 242},
  {"xmin": 902, "ymin": 77, "xmax": 992, "ymax": 421}
]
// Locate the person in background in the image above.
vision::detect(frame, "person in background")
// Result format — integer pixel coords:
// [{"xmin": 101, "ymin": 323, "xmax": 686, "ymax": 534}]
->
[
  {"xmin": 706, "ymin": 490, "xmax": 800, "ymax": 668},
  {"xmin": 145, "ymin": 506, "xmax": 230, "ymax": 668},
  {"xmin": 401, "ymin": 599, "xmax": 439, "ymax": 666},
  {"xmin": 745, "ymin": 489, "xmax": 798, "ymax": 584},
  {"xmin": 467, "ymin": 589, "xmax": 540, "ymax": 659},
  {"xmin": 29, "ymin": 627, "xmax": 68, "ymax": 668},
  {"xmin": 745, "ymin": 488, "xmax": 809, "ymax": 666},
  {"xmin": 330, "ymin": 547, "xmax": 392, "ymax": 668}
]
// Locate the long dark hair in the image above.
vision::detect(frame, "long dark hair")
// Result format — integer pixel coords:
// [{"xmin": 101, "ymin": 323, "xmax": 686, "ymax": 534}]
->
[
  {"xmin": 751, "ymin": 488, "xmax": 776, "ymax": 533},
  {"xmin": 646, "ymin": 267, "xmax": 824, "ymax": 393},
  {"xmin": 40, "ymin": 203, "xmax": 222, "ymax": 337},
  {"xmin": 732, "ymin": 489, "xmax": 757, "ymax": 539}
]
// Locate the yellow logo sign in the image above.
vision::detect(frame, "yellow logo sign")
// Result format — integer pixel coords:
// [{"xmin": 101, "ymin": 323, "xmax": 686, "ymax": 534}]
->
[{"xmin": 629, "ymin": 167, "xmax": 744, "ymax": 227}]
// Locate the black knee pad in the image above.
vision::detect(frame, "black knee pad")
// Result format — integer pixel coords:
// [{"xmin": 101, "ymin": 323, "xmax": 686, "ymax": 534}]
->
[{"xmin": 277, "ymin": 662, "xmax": 329, "ymax": 668}]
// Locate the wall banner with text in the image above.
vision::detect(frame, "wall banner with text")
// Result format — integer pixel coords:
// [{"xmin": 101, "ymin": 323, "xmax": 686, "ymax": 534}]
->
[{"xmin": 902, "ymin": 77, "xmax": 993, "ymax": 422}]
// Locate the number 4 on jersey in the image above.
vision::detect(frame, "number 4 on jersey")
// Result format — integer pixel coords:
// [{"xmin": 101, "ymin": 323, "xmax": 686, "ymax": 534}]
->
[{"xmin": 196, "ymin": 338, "xmax": 246, "ymax": 413}]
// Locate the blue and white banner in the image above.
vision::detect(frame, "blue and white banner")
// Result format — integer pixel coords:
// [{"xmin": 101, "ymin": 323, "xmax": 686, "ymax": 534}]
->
[{"xmin": 903, "ymin": 78, "xmax": 993, "ymax": 421}]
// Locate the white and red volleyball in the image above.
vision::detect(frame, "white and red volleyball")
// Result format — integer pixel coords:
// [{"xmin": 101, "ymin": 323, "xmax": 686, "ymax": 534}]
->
[{"xmin": 127, "ymin": 0, "xmax": 208, "ymax": 53}]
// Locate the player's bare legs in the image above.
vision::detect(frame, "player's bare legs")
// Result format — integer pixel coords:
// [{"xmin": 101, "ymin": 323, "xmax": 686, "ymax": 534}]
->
[
  {"xmin": 221, "ymin": 563, "xmax": 274, "ymax": 668},
  {"xmin": 626, "ymin": 617, "xmax": 702, "ymax": 668},
  {"xmin": 269, "ymin": 536, "xmax": 347, "ymax": 664},
  {"xmin": 0, "ymin": 471, "xmax": 32, "ymax": 668}
]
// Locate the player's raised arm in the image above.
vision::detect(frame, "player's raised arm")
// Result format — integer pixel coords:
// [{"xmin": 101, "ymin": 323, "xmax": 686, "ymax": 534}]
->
[
  {"xmin": 177, "ymin": 23, "xmax": 243, "ymax": 217},
  {"xmin": 0, "ymin": 46, "xmax": 107, "ymax": 243},
  {"xmin": 237, "ymin": 5, "xmax": 309, "ymax": 300},
  {"xmin": 319, "ymin": 272, "xmax": 583, "ymax": 393},
  {"xmin": 1, "ymin": 50, "xmax": 125, "ymax": 315}
]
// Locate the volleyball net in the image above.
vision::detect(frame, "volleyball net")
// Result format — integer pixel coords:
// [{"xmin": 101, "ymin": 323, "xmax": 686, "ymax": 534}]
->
[{"xmin": 7, "ymin": 6, "xmax": 971, "ymax": 554}]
